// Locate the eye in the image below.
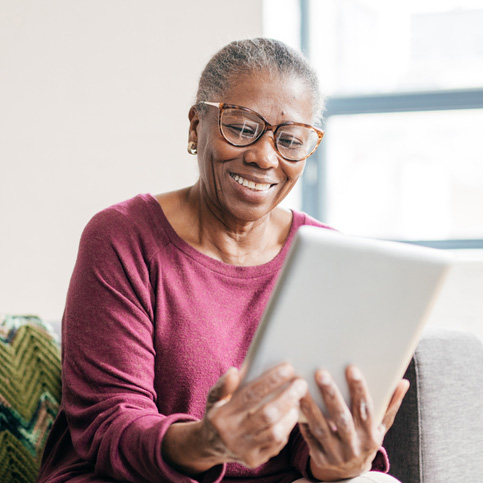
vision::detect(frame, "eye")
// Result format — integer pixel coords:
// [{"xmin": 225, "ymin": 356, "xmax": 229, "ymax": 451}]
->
[
  {"xmin": 223, "ymin": 120, "xmax": 260, "ymax": 139},
  {"xmin": 277, "ymin": 131, "xmax": 303, "ymax": 149}
]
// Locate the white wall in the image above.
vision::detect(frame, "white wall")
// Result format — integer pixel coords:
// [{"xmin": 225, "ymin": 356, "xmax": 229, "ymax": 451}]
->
[{"xmin": 0, "ymin": 0, "xmax": 263, "ymax": 321}]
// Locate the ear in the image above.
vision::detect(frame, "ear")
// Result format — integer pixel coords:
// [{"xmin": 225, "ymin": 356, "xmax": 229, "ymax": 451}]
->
[{"xmin": 188, "ymin": 106, "xmax": 200, "ymax": 144}]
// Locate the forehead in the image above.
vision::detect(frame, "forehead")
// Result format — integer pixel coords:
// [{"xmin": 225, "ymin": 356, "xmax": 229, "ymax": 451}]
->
[{"xmin": 221, "ymin": 71, "xmax": 314, "ymax": 125}]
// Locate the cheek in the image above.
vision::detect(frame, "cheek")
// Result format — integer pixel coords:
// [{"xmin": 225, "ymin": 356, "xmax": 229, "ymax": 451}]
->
[
  {"xmin": 199, "ymin": 140, "xmax": 239, "ymax": 174},
  {"xmin": 212, "ymin": 142, "xmax": 239, "ymax": 162},
  {"xmin": 197, "ymin": 139, "xmax": 239, "ymax": 187},
  {"xmin": 284, "ymin": 162, "xmax": 305, "ymax": 183}
]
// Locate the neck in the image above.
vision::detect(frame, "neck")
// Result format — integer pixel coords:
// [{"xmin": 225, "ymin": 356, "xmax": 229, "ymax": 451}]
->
[{"xmin": 181, "ymin": 183, "xmax": 290, "ymax": 266}]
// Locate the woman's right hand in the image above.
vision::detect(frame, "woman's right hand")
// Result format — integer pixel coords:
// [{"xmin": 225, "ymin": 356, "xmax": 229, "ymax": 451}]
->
[
  {"xmin": 162, "ymin": 363, "xmax": 307, "ymax": 474},
  {"xmin": 201, "ymin": 363, "xmax": 308, "ymax": 468}
]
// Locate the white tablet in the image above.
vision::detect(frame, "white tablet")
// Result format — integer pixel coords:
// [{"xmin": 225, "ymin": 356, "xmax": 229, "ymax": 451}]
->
[{"xmin": 241, "ymin": 226, "xmax": 453, "ymax": 425}]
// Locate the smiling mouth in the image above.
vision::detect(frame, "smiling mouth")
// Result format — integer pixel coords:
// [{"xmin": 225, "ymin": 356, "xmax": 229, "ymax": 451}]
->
[{"xmin": 230, "ymin": 173, "xmax": 273, "ymax": 192}]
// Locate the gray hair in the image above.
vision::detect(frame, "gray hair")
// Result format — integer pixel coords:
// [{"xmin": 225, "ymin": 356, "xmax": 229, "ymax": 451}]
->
[{"xmin": 195, "ymin": 38, "xmax": 324, "ymax": 125}]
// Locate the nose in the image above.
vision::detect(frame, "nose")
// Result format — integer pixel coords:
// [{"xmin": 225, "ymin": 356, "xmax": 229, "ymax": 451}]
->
[{"xmin": 243, "ymin": 132, "xmax": 280, "ymax": 169}]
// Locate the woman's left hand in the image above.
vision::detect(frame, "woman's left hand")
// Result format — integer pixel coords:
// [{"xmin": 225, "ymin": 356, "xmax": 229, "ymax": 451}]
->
[{"xmin": 299, "ymin": 366, "xmax": 409, "ymax": 482}]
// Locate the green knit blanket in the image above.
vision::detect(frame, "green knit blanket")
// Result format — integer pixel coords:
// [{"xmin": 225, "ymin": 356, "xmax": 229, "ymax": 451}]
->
[{"xmin": 0, "ymin": 315, "xmax": 61, "ymax": 483}]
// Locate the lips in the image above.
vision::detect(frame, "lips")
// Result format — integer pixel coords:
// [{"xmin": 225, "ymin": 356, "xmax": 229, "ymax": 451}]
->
[{"xmin": 230, "ymin": 173, "xmax": 273, "ymax": 192}]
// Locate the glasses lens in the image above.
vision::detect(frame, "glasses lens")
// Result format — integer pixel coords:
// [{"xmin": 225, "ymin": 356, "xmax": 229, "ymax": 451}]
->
[
  {"xmin": 276, "ymin": 125, "xmax": 320, "ymax": 161},
  {"xmin": 220, "ymin": 108, "xmax": 264, "ymax": 146}
]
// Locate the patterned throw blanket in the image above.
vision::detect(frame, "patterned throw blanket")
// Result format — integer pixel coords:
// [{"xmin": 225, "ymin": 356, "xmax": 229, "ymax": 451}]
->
[{"xmin": 0, "ymin": 315, "xmax": 61, "ymax": 483}]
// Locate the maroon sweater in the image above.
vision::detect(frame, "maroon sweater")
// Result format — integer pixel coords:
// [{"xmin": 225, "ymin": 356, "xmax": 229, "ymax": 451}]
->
[{"xmin": 38, "ymin": 194, "xmax": 388, "ymax": 482}]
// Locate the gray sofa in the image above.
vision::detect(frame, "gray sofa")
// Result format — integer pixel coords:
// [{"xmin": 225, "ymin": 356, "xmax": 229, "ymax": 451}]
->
[{"xmin": 384, "ymin": 327, "xmax": 483, "ymax": 482}]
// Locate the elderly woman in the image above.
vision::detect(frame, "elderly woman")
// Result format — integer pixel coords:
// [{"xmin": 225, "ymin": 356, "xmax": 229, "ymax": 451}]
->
[{"xmin": 38, "ymin": 38, "xmax": 408, "ymax": 483}]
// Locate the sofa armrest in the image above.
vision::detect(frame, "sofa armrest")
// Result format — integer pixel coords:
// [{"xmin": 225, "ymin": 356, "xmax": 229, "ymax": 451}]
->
[{"xmin": 384, "ymin": 327, "xmax": 483, "ymax": 482}]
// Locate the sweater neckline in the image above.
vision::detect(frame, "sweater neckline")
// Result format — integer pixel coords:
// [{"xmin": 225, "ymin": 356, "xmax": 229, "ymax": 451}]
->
[{"xmin": 142, "ymin": 193, "xmax": 303, "ymax": 278}]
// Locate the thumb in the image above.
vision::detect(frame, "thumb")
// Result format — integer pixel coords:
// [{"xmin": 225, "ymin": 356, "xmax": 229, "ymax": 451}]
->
[
  {"xmin": 381, "ymin": 379, "xmax": 410, "ymax": 433},
  {"xmin": 206, "ymin": 367, "xmax": 240, "ymax": 410}
]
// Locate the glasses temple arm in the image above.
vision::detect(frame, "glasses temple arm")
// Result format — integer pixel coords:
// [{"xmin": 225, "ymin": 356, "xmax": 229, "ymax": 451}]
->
[{"xmin": 200, "ymin": 101, "xmax": 222, "ymax": 108}]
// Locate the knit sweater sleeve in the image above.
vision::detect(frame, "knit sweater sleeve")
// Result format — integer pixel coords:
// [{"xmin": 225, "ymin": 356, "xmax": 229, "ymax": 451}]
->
[{"xmin": 61, "ymin": 207, "xmax": 225, "ymax": 482}]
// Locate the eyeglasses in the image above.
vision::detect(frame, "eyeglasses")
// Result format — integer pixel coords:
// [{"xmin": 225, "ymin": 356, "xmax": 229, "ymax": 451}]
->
[{"xmin": 200, "ymin": 101, "xmax": 324, "ymax": 162}]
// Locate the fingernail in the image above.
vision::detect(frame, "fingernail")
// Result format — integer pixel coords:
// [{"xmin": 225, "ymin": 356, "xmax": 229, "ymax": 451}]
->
[
  {"xmin": 316, "ymin": 370, "xmax": 331, "ymax": 385},
  {"xmin": 286, "ymin": 407, "xmax": 299, "ymax": 426},
  {"xmin": 273, "ymin": 423, "xmax": 284, "ymax": 441},
  {"xmin": 349, "ymin": 366, "xmax": 363, "ymax": 381},
  {"xmin": 291, "ymin": 379, "xmax": 308, "ymax": 398},
  {"xmin": 226, "ymin": 367, "xmax": 238, "ymax": 376},
  {"xmin": 277, "ymin": 364, "xmax": 293, "ymax": 378},
  {"xmin": 264, "ymin": 405, "xmax": 278, "ymax": 422},
  {"xmin": 329, "ymin": 420, "xmax": 338, "ymax": 432}
]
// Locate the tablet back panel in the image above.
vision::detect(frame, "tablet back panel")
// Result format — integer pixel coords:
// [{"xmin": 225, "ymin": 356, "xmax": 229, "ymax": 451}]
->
[{"xmin": 242, "ymin": 226, "xmax": 453, "ymax": 425}]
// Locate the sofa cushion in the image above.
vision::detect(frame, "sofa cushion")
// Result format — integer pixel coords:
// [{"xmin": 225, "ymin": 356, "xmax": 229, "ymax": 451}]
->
[
  {"xmin": 384, "ymin": 327, "xmax": 483, "ymax": 483},
  {"xmin": 0, "ymin": 315, "xmax": 61, "ymax": 483}
]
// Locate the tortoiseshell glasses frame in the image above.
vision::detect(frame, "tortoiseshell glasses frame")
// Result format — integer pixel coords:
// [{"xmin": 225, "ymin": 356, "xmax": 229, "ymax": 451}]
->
[{"xmin": 200, "ymin": 101, "xmax": 324, "ymax": 162}]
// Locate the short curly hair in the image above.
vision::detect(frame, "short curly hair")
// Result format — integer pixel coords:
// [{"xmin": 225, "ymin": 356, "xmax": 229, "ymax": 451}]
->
[{"xmin": 195, "ymin": 38, "xmax": 324, "ymax": 125}]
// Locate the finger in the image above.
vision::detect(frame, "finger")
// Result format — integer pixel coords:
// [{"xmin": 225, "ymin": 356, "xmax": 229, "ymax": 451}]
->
[
  {"xmin": 346, "ymin": 366, "xmax": 374, "ymax": 428},
  {"xmin": 251, "ymin": 406, "xmax": 300, "ymax": 446},
  {"xmin": 206, "ymin": 367, "xmax": 240, "ymax": 410},
  {"xmin": 241, "ymin": 435, "xmax": 292, "ymax": 469},
  {"xmin": 219, "ymin": 368, "xmax": 241, "ymax": 401},
  {"xmin": 381, "ymin": 379, "xmax": 410, "ymax": 433},
  {"xmin": 235, "ymin": 362, "xmax": 296, "ymax": 408},
  {"xmin": 232, "ymin": 407, "xmax": 300, "ymax": 469},
  {"xmin": 207, "ymin": 365, "xmax": 298, "ymax": 461},
  {"xmin": 245, "ymin": 378, "xmax": 308, "ymax": 431},
  {"xmin": 298, "ymin": 422, "xmax": 328, "ymax": 467},
  {"xmin": 299, "ymin": 391, "xmax": 333, "ymax": 444},
  {"xmin": 315, "ymin": 369, "xmax": 355, "ymax": 440},
  {"xmin": 243, "ymin": 407, "xmax": 300, "ymax": 468}
]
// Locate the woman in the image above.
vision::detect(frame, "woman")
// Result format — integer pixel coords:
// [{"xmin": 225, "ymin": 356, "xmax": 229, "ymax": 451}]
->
[{"xmin": 38, "ymin": 38, "xmax": 408, "ymax": 483}]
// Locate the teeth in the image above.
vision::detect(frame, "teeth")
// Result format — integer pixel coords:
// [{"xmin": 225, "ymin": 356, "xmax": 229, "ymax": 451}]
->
[{"xmin": 231, "ymin": 174, "xmax": 271, "ymax": 191}]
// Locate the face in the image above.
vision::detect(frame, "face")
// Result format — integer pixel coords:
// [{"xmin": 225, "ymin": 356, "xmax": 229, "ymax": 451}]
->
[{"xmin": 188, "ymin": 71, "xmax": 314, "ymax": 225}]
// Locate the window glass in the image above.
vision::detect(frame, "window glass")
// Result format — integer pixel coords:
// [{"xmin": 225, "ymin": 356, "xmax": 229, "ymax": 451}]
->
[
  {"xmin": 325, "ymin": 109, "xmax": 483, "ymax": 240},
  {"xmin": 309, "ymin": 0, "xmax": 483, "ymax": 96}
]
